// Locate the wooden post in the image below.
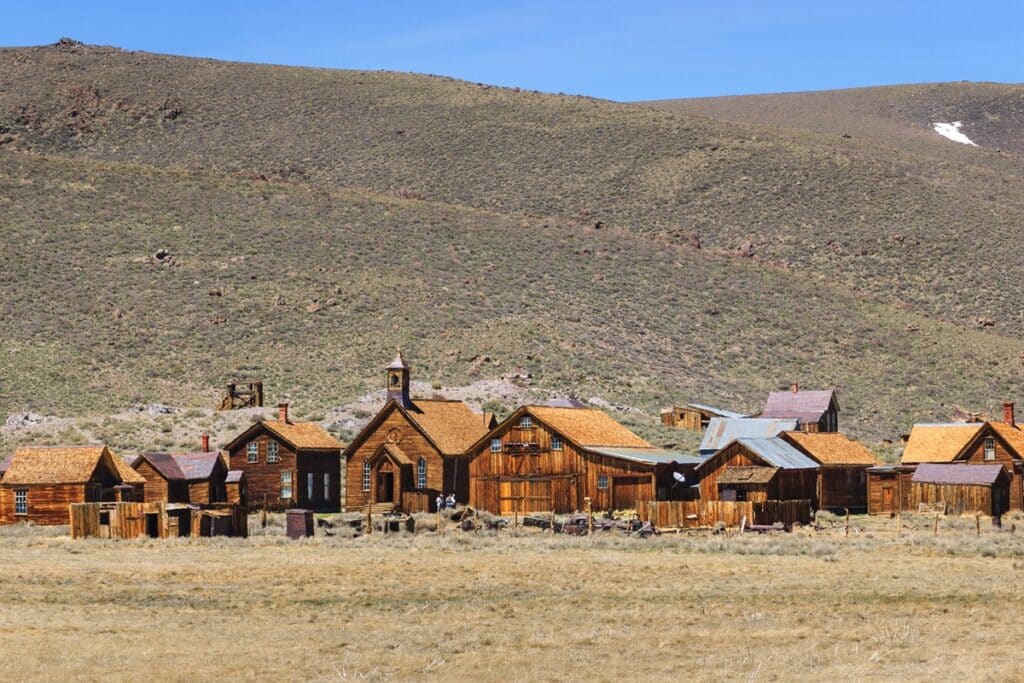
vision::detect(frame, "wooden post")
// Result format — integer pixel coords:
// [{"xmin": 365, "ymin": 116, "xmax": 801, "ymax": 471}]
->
[
  {"xmin": 585, "ymin": 497, "xmax": 593, "ymax": 536},
  {"xmin": 550, "ymin": 509, "xmax": 556, "ymax": 534},
  {"xmin": 977, "ymin": 514, "xmax": 981, "ymax": 536},
  {"xmin": 844, "ymin": 508, "xmax": 850, "ymax": 537},
  {"xmin": 365, "ymin": 501, "xmax": 372, "ymax": 535},
  {"xmin": 739, "ymin": 515, "xmax": 746, "ymax": 534},
  {"xmin": 260, "ymin": 507, "xmax": 267, "ymax": 528},
  {"xmin": 933, "ymin": 513, "xmax": 939, "ymax": 535},
  {"xmin": 437, "ymin": 508, "xmax": 443, "ymax": 535}
]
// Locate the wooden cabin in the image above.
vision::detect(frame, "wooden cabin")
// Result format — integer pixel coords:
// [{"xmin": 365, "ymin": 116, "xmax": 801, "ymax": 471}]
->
[
  {"xmin": 900, "ymin": 404, "xmax": 1024, "ymax": 510},
  {"xmin": 660, "ymin": 403, "xmax": 748, "ymax": 431},
  {"xmin": 782, "ymin": 431, "xmax": 879, "ymax": 511},
  {"xmin": 0, "ymin": 446, "xmax": 145, "ymax": 525},
  {"xmin": 225, "ymin": 403, "xmax": 344, "ymax": 511},
  {"xmin": 344, "ymin": 351, "xmax": 490, "ymax": 513},
  {"xmin": 699, "ymin": 417, "xmax": 798, "ymax": 457},
  {"xmin": 866, "ymin": 465, "xmax": 915, "ymax": 515},
  {"xmin": 909, "ymin": 463, "xmax": 1009, "ymax": 516},
  {"xmin": 467, "ymin": 405, "xmax": 700, "ymax": 514},
  {"xmin": 761, "ymin": 385, "xmax": 839, "ymax": 433},
  {"xmin": 694, "ymin": 437, "xmax": 819, "ymax": 506},
  {"xmin": 132, "ymin": 435, "xmax": 233, "ymax": 504}
]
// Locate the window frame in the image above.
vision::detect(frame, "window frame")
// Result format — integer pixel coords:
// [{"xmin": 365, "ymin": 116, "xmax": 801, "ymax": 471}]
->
[
  {"xmin": 247, "ymin": 441, "xmax": 259, "ymax": 464},
  {"xmin": 323, "ymin": 473, "xmax": 331, "ymax": 501},
  {"xmin": 984, "ymin": 437, "xmax": 996, "ymax": 461},
  {"xmin": 597, "ymin": 474, "xmax": 609, "ymax": 490},
  {"xmin": 417, "ymin": 457, "xmax": 427, "ymax": 489},
  {"xmin": 14, "ymin": 488, "xmax": 27, "ymax": 515},
  {"xmin": 307, "ymin": 472, "xmax": 315, "ymax": 501},
  {"xmin": 280, "ymin": 470, "xmax": 293, "ymax": 500},
  {"xmin": 490, "ymin": 438, "xmax": 502, "ymax": 453},
  {"xmin": 362, "ymin": 460, "xmax": 371, "ymax": 492},
  {"xmin": 551, "ymin": 436, "xmax": 564, "ymax": 451},
  {"xmin": 519, "ymin": 416, "xmax": 533, "ymax": 429},
  {"xmin": 267, "ymin": 440, "xmax": 279, "ymax": 464}
]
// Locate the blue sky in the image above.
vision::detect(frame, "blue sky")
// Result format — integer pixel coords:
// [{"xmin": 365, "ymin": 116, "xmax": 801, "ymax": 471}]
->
[{"xmin": 3, "ymin": 1, "xmax": 1021, "ymax": 100}]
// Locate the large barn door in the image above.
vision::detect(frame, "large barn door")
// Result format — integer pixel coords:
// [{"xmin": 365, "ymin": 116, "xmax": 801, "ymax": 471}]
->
[
  {"xmin": 612, "ymin": 476, "xmax": 648, "ymax": 510},
  {"xmin": 499, "ymin": 479, "xmax": 553, "ymax": 515}
]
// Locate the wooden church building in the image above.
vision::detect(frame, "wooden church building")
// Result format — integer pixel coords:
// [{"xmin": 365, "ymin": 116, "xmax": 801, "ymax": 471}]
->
[{"xmin": 343, "ymin": 352, "xmax": 492, "ymax": 513}]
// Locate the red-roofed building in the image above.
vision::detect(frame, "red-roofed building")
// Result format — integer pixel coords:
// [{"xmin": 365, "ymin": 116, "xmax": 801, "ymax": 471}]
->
[
  {"xmin": 131, "ymin": 435, "xmax": 233, "ymax": 504},
  {"xmin": 761, "ymin": 384, "xmax": 839, "ymax": 433}
]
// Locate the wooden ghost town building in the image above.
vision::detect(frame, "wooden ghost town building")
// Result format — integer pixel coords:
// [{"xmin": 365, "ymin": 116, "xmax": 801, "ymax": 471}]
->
[{"xmin": 6, "ymin": 349, "xmax": 1024, "ymax": 526}]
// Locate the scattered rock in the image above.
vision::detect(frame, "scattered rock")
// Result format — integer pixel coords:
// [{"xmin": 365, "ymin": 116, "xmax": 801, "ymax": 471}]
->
[
  {"xmin": 467, "ymin": 355, "xmax": 492, "ymax": 376},
  {"xmin": 133, "ymin": 403, "xmax": 177, "ymax": 415},
  {"xmin": 906, "ymin": 324, "xmax": 919, "ymax": 332},
  {"xmin": 55, "ymin": 37, "xmax": 83, "ymax": 47},
  {"xmin": 4, "ymin": 412, "xmax": 48, "ymax": 429},
  {"xmin": 975, "ymin": 317, "xmax": 996, "ymax": 328},
  {"xmin": 735, "ymin": 240, "xmax": 755, "ymax": 258},
  {"xmin": 271, "ymin": 294, "xmax": 286, "ymax": 307},
  {"xmin": 112, "ymin": 308, "xmax": 125, "ymax": 320},
  {"xmin": 208, "ymin": 289, "xmax": 222, "ymax": 297},
  {"xmin": 688, "ymin": 234, "xmax": 701, "ymax": 249},
  {"xmin": 594, "ymin": 221, "xmax": 605, "ymax": 230},
  {"xmin": 305, "ymin": 303, "xmax": 322, "ymax": 314}
]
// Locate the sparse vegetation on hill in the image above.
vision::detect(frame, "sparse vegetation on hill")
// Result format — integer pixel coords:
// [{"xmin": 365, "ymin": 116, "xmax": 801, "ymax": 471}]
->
[{"xmin": 1, "ymin": 42, "xmax": 1023, "ymax": 446}]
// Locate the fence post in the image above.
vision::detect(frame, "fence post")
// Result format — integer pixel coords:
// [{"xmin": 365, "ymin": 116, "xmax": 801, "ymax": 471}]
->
[
  {"xmin": 365, "ymin": 501, "xmax": 372, "ymax": 535},
  {"xmin": 585, "ymin": 497, "xmax": 593, "ymax": 535},
  {"xmin": 933, "ymin": 513, "xmax": 939, "ymax": 535},
  {"xmin": 976, "ymin": 513, "xmax": 981, "ymax": 536},
  {"xmin": 844, "ymin": 508, "xmax": 850, "ymax": 537}
]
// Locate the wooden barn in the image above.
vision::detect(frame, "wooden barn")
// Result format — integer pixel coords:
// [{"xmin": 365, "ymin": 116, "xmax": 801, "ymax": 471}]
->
[
  {"xmin": 225, "ymin": 402, "xmax": 344, "ymax": 511},
  {"xmin": 899, "ymin": 404, "xmax": 1024, "ymax": 510},
  {"xmin": 660, "ymin": 403, "xmax": 748, "ymax": 431},
  {"xmin": 0, "ymin": 446, "xmax": 145, "ymax": 525},
  {"xmin": 344, "ymin": 351, "xmax": 490, "ymax": 513},
  {"xmin": 694, "ymin": 437, "xmax": 819, "ymax": 506},
  {"xmin": 782, "ymin": 431, "xmax": 879, "ymax": 511},
  {"xmin": 467, "ymin": 405, "xmax": 700, "ymax": 515},
  {"xmin": 132, "ymin": 435, "xmax": 236, "ymax": 504},
  {"xmin": 909, "ymin": 463, "xmax": 1010, "ymax": 516},
  {"xmin": 760, "ymin": 384, "xmax": 839, "ymax": 433}
]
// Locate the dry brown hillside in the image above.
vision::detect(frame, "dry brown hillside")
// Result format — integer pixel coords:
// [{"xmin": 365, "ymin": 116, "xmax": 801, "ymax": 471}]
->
[{"xmin": 2, "ymin": 41, "xmax": 1024, "ymax": 442}]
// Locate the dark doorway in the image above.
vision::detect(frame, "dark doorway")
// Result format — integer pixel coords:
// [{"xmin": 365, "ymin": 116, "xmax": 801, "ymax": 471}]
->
[
  {"xmin": 377, "ymin": 471, "xmax": 395, "ymax": 503},
  {"xmin": 145, "ymin": 512, "xmax": 160, "ymax": 538}
]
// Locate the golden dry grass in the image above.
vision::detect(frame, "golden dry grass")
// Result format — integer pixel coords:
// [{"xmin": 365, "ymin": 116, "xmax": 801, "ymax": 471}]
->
[{"xmin": 2, "ymin": 516, "xmax": 1024, "ymax": 681}]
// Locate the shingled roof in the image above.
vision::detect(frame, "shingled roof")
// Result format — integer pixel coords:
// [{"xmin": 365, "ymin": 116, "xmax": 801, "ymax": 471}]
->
[
  {"xmin": 404, "ymin": 399, "xmax": 490, "ymax": 456},
  {"xmin": 262, "ymin": 420, "xmax": 344, "ymax": 450},
  {"xmin": 762, "ymin": 388, "xmax": 837, "ymax": 423},
  {"xmin": 782, "ymin": 432, "xmax": 879, "ymax": 466},
  {"xmin": 528, "ymin": 406, "xmax": 651, "ymax": 448},
  {"xmin": 2, "ymin": 446, "xmax": 145, "ymax": 485},
  {"xmin": 900, "ymin": 423, "xmax": 985, "ymax": 463}
]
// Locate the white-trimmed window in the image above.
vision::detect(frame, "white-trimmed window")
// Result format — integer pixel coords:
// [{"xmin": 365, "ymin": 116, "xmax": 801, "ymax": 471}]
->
[
  {"xmin": 247, "ymin": 442, "xmax": 259, "ymax": 463},
  {"xmin": 984, "ymin": 437, "xmax": 996, "ymax": 461},
  {"xmin": 307, "ymin": 473, "xmax": 315, "ymax": 500},
  {"xmin": 519, "ymin": 416, "xmax": 533, "ymax": 428},
  {"xmin": 323, "ymin": 473, "xmax": 331, "ymax": 500},
  {"xmin": 552, "ymin": 436, "xmax": 564, "ymax": 451},
  {"xmin": 280, "ymin": 471, "xmax": 293, "ymax": 499},
  {"xmin": 362, "ymin": 461, "xmax": 371, "ymax": 491},
  {"xmin": 597, "ymin": 475, "xmax": 609, "ymax": 490},
  {"xmin": 490, "ymin": 438, "xmax": 502, "ymax": 453},
  {"xmin": 14, "ymin": 489, "xmax": 27, "ymax": 515},
  {"xmin": 267, "ymin": 440, "xmax": 279, "ymax": 463},
  {"xmin": 417, "ymin": 457, "xmax": 427, "ymax": 489}
]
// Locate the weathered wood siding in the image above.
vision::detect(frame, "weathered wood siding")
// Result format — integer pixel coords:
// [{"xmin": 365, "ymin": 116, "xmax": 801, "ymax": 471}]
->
[
  {"xmin": 908, "ymin": 482, "xmax": 998, "ymax": 515},
  {"xmin": 467, "ymin": 419, "xmax": 658, "ymax": 514},
  {"xmin": 640, "ymin": 499, "xmax": 812, "ymax": 528},
  {"xmin": 0, "ymin": 484, "xmax": 85, "ymax": 525},
  {"xmin": 819, "ymin": 466, "xmax": 868, "ymax": 510},
  {"xmin": 959, "ymin": 430, "xmax": 1023, "ymax": 510},
  {"xmin": 867, "ymin": 470, "xmax": 901, "ymax": 515},
  {"xmin": 697, "ymin": 442, "xmax": 818, "ymax": 506},
  {"xmin": 228, "ymin": 429, "xmax": 298, "ymax": 510},
  {"xmin": 345, "ymin": 407, "xmax": 448, "ymax": 511}
]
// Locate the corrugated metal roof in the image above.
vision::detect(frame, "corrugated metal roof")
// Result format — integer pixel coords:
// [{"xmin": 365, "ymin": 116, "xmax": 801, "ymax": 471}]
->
[
  {"xmin": 225, "ymin": 470, "xmax": 244, "ymax": 483},
  {"xmin": 700, "ymin": 418, "xmax": 798, "ymax": 453},
  {"xmin": 584, "ymin": 446, "xmax": 704, "ymax": 466},
  {"xmin": 912, "ymin": 463, "xmax": 1005, "ymax": 486},
  {"xmin": 686, "ymin": 403, "xmax": 749, "ymax": 419},
  {"xmin": 736, "ymin": 437, "xmax": 820, "ymax": 470}
]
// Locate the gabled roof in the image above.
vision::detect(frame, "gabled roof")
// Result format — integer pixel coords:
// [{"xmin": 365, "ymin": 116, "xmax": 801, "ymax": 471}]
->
[
  {"xmin": 699, "ymin": 437, "xmax": 819, "ymax": 471},
  {"xmin": 762, "ymin": 389, "xmax": 837, "ymax": 423},
  {"xmin": 2, "ymin": 446, "xmax": 145, "ymax": 485},
  {"xmin": 228, "ymin": 418, "xmax": 344, "ymax": 452},
  {"xmin": 373, "ymin": 442, "xmax": 413, "ymax": 466},
  {"xmin": 782, "ymin": 431, "xmax": 879, "ymax": 466},
  {"xmin": 527, "ymin": 406, "xmax": 651, "ymax": 448},
  {"xmin": 700, "ymin": 418, "xmax": 798, "ymax": 453},
  {"xmin": 717, "ymin": 466, "xmax": 778, "ymax": 485},
  {"xmin": 387, "ymin": 350, "xmax": 409, "ymax": 370},
  {"xmin": 344, "ymin": 398, "xmax": 489, "ymax": 459},
  {"xmin": 225, "ymin": 470, "xmax": 245, "ymax": 484},
  {"xmin": 685, "ymin": 403, "xmax": 749, "ymax": 419},
  {"xmin": 584, "ymin": 446, "xmax": 704, "ymax": 466},
  {"xmin": 989, "ymin": 422, "xmax": 1024, "ymax": 457},
  {"xmin": 912, "ymin": 463, "xmax": 1005, "ymax": 486},
  {"xmin": 900, "ymin": 423, "xmax": 985, "ymax": 464},
  {"xmin": 136, "ymin": 451, "xmax": 223, "ymax": 481}
]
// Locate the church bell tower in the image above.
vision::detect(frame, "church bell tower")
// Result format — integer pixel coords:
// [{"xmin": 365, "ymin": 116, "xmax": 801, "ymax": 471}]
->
[{"xmin": 386, "ymin": 350, "xmax": 412, "ymax": 408}]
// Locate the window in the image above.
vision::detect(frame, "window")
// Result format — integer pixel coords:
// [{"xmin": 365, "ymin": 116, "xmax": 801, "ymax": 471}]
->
[
  {"xmin": 417, "ymin": 457, "xmax": 427, "ymax": 489},
  {"xmin": 490, "ymin": 438, "xmax": 502, "ymax": 453},
  {"xmin": 519, "ymin": 416, "xmax": 533, "ymax": 428},
  {"xmin": 984, "ymin": 437, "xmax": 996, "ymax": 461},
  {"xmin": 307, "ymin": 473, "xmax": 314, "ymax": 501},
  {"xmin": 267, "ymin": 440, "xmax": 279, "ymax": 463},
  {"xmin": 323, "ymin": 473, "xmax": 331, "ymax": 500},
  {"xmin": 280, "ymin": 471, "xmax": 293, "ymax": 499},
  {"xmin": 597, "ymin": 474, "xmax": 609, "ymax": 490},
  {"xmin": 552, "ymin": 436, "xmax": 563, "ymax": 451},
  {"xmin": 247, "ymin": 442, "xmax": 258, "ymax": 463},
  {"xmin": 14, "ymin": 489, "xmax": 27, "ymax": 515},
  {"xmin": 362, "ymin": 461, "xmax": 371, "ymax": 491}
]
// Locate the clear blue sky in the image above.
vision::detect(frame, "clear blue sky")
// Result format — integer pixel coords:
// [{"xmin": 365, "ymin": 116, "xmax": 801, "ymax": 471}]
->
[{"xmin": 3, "ymin": 1, "xmax": 1021, "ymax": 100}]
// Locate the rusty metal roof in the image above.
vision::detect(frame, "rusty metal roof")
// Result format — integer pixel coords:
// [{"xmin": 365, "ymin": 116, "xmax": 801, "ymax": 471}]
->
[
  {"xmin": 700, "ymin": 418, "xmax": 798, "ymax": 453},
  {"xmin": 138, "ymin": 451, "xmax": 221, "ymax": 481},
  {"xmin": 584, "ymin": 446, "xmax": 703, "ymax": 466},
  {"xmin": 225, "ymin": 470, "xmax": 244, "ymax": 483},
  {"xmin": 762, "ymin": 389, "xmax": 837, "ymax": 423},
  {"xmin": 912, "ymin": 463, "xmax": 1005, "ymax": 486}
]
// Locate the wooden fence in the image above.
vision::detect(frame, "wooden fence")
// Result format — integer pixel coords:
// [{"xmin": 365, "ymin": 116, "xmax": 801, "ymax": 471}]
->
[
  {"xmin": 640, "ymin": 499, "xmax": 812, "ymax": 528},
  {"xmin": 70, "ymin": 502, "xmax": 247, "ymax": 539}
]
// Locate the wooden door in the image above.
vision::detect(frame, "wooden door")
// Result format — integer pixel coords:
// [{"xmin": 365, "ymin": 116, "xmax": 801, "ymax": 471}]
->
[
  {"xmin": 377, "ymin": 471, "xmax": 395, "ymax": 503},
  {"xmin": 882, "ymin": 485, "xmax": 894, "ymax": 512},
  {"xmin": 498, "ymin": 479, "xmax": 552, "ymax": 515},
  {"xmin": 612, "ymin": 476, "xmax": 647, "ymax": 510}
]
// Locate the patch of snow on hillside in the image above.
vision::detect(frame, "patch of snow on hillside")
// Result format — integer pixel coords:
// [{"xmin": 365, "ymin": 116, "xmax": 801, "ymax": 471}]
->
[{"xmin": 932, "ymin": 121, "xmax": 978, "ymax": 146}]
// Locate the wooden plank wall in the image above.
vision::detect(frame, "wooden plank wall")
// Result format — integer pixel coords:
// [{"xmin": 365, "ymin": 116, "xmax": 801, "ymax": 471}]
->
[
  {"xmin": 908, "ymin": 483, "xmax": 993, "ymax": 515},
  {"xmin": 640, "ymin": 499, "xmax": 812, "ymax": 528}
]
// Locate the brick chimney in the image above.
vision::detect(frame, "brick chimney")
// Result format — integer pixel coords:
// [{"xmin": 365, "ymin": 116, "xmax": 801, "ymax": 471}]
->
[
  {"xmin": 201, "ymin": 434, "xmax": 210, "ymax": 452},
  {"xmin": 1004, "ymin": 401, "xmax": 1015, "ymax": 427},
  {"xmin": 278, "ymin": 402, "xmax": 289, "ymax": 423},
  {"xmin": 791, "ymin": 382, "xmax": 799, "ymax": 394}
]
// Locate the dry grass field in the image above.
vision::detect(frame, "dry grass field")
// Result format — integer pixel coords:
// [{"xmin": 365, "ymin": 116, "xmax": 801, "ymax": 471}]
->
[{"xmin": 2, "ymin": 514, "xmax": 1024, "ymax": 681}]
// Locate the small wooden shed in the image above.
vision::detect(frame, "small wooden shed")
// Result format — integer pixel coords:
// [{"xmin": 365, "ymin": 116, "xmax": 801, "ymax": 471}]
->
[
  {"xmin": 782, "ymin": 431, "xmax": 879, "ymax": 512},
  {"xmin": 661, "ymin": 403, "xmax": 748, "ymax": 431},
  {"xmin": 909, "ymin": 463, "xmax": 1010, "ymax": 516}
]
